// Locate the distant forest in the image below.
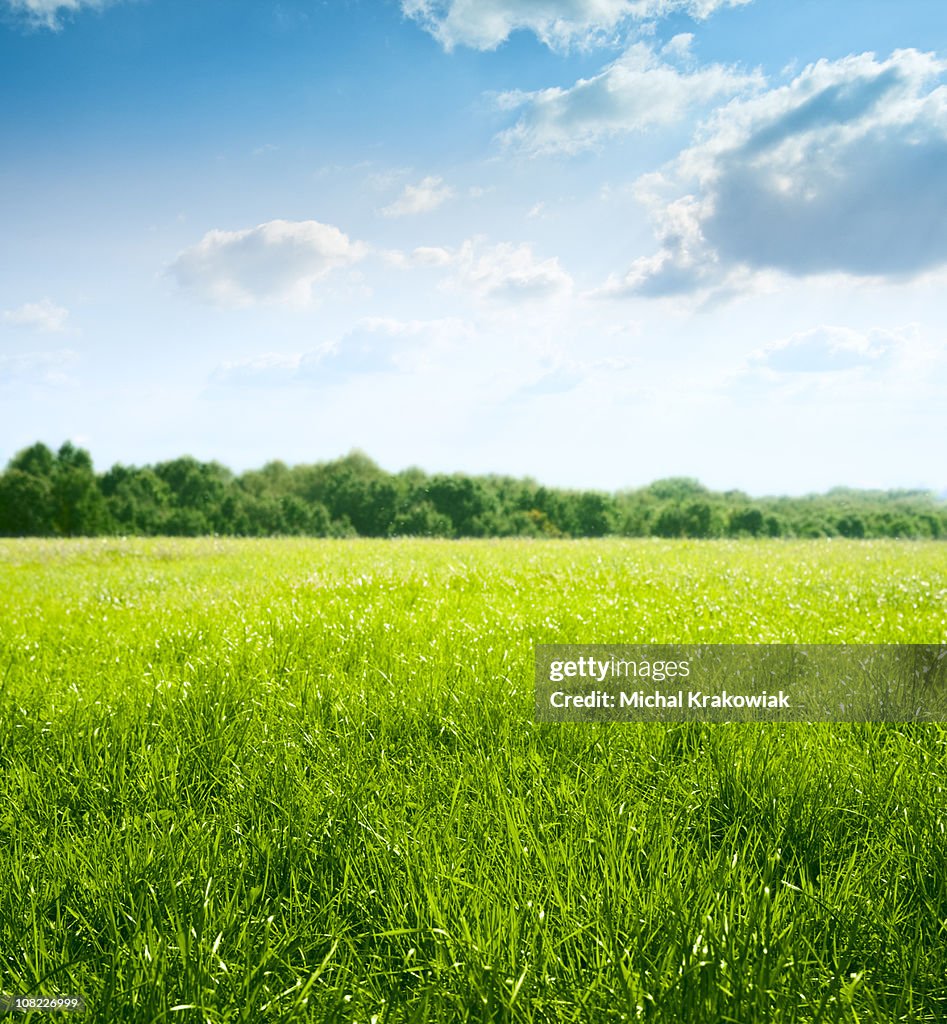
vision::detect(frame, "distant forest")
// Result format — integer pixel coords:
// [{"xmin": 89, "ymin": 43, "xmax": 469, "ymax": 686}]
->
[{"xmin": 1, "ymin": 441, "xmax": 945, "ymax": 540}]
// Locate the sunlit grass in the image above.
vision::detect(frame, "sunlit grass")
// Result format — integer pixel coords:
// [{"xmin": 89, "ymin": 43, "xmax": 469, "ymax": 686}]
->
[{"xmin": 1, "ymin": 538, "xmax": 946, "ymax": 1022}]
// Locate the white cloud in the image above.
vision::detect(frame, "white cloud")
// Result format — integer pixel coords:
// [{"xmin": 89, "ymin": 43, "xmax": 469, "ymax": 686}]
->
[
  {"xmin": 724, "ymin": 323, "xmax": 947, "ymax": 411},
  {"xmin": 211, "ymin": 351, "xmax": 305, "ymax": 388},
  {"xmin": 363, "ymin": 167, "xmax": 410, "ymax": 192},
  {"xmin": 381, "ymin": 176, "xmax": 455, "ymax": 217},
  {"xmin": 382, "ymin": 238, "xmax": 573, "ymax": 302},
  {"xmin": 610, "ymin": 49, "xmax": 947, "ymax": 298},
  {"xmin": 508, "ymin": 353, "xmax": 633, "ymax": 398},
  {"xmin": 498, "ymin": 43, "xmax": 761, "ymax": 154},
  {"xmin": 383, "ymin": 245, "xmax": 455, "ymax": 269},
  {"xmin": 401, "ymin": 0, "xmax": 751, "ymax": 51},
  {"xmin": 661, "ymin": 32, "xmax": 693, "ymax": 60},
  {"xmin": 749, "ymin": 326, "xmax": 895, "ymax": 375},
  {"xmin": 451, "ymin": 239, "xmax": 573, "ymax": 301},
  {"xmin": 167, "ymin": 219, "xmax": 366, "ymax": 307},
  {"xmin": 2, "ymin": 298, "xmax": 70, "ymax": 332},
  {"xmin": 213, "ymin": 318, "xmax": 470, "ymax": 387},
  {"xmin": 0, "ymin": 349, "xmax": 79, "ymax": 387},
  {"xmin": 628, "ymin": 0, "xmax": 750, "ymax": 16},
  {"xmin": 4, "ymin": 0, "xmax": 117, "ymax": 30}
]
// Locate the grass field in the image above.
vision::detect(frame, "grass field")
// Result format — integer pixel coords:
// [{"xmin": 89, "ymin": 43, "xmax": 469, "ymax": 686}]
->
[{"xmin": 1, "ymin": 538, "xmax": 946, "ymax": 1023}]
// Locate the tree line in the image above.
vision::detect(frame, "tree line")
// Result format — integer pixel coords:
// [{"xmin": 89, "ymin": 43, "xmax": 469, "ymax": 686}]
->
[{"xmin": 1, "ymin": 441, "xmax": 944, "ymax": 540}]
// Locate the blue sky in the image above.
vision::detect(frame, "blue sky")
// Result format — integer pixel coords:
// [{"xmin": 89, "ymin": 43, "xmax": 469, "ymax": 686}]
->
[{"xmin": 2, "ymin": 0, "xmax": 946, "ymax": 494}]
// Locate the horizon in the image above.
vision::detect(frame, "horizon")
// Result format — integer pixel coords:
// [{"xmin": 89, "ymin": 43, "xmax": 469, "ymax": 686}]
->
[
  {"xmin": 5, "ymin": 437, "xmax": 946, "ymax": 503},
  {"xmin": 2, "ymin": 0, "xmax": 945, "ymax": 494}
]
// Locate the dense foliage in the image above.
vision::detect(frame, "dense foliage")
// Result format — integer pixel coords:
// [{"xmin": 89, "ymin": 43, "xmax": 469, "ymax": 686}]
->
[{"xmin": 1, "ymin": 441, "xmax": 945, "ymax": 539}]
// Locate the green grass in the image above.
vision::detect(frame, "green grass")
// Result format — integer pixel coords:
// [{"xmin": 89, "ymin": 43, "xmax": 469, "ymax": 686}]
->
[{"xmin": 1, "ymin": 538, "xmax": 946, "ymax": 1022}]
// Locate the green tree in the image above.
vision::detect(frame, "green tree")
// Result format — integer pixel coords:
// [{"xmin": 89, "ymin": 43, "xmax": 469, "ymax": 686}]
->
[
  {"xmin": 0, "ymin": 469, "xmax": 55, "ymax": 535},
  {"xmin": 51, "ymin": 442, "xmax": 106, "ymax": 536},
  {"xmin": 153, "ymin": 456, "xmax": 231, "ymax": 533},
  {"xmin": 388, "ymin": 500, "xmax": 454, "ymax": 537},
  {"xmin": 653, "ymin": 505, "xmax": 686, "ymax": 538},
  {"xmin": 9, "ymin": 441, "xmax": 56, "ymax": 479},
  {"xmin": 101, "ymin": 465, "xmax": 170, "ymax": 534},
  {"xmin": 836, "ymin": 513, "xmax": 866, "ymax": 539},
  {"xmin": 571, "ymin": 491, "xmax": 616, "ymax": 537},
  {"xmin": 729, "ymin": 507, "xmax": 765, "ymax": 537},
  {"xmin": 646, "ymin": 478, "xmax": 708, "ymax": 502},
  {"xmin": 303, "ymin": 451, "xmax": 399, "ymax": 536},
  {"xmin": 426, "ymin": 475, "xmax": 498, "ymax": 536},
  {"xmin": 682, "ymin": 501, "xmax": 719, "ymax": 538}
]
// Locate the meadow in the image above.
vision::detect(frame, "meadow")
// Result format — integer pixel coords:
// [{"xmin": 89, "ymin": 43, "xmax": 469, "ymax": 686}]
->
[{"xmin": 1, "ymin": 537, "xmax": 946, "ymax": 1023}]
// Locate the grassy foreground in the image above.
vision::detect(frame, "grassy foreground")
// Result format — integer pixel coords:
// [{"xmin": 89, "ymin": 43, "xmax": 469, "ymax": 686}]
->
[{"xmin": 1, "ymin": 537, "xmax": 946, "ymax": 1023}]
